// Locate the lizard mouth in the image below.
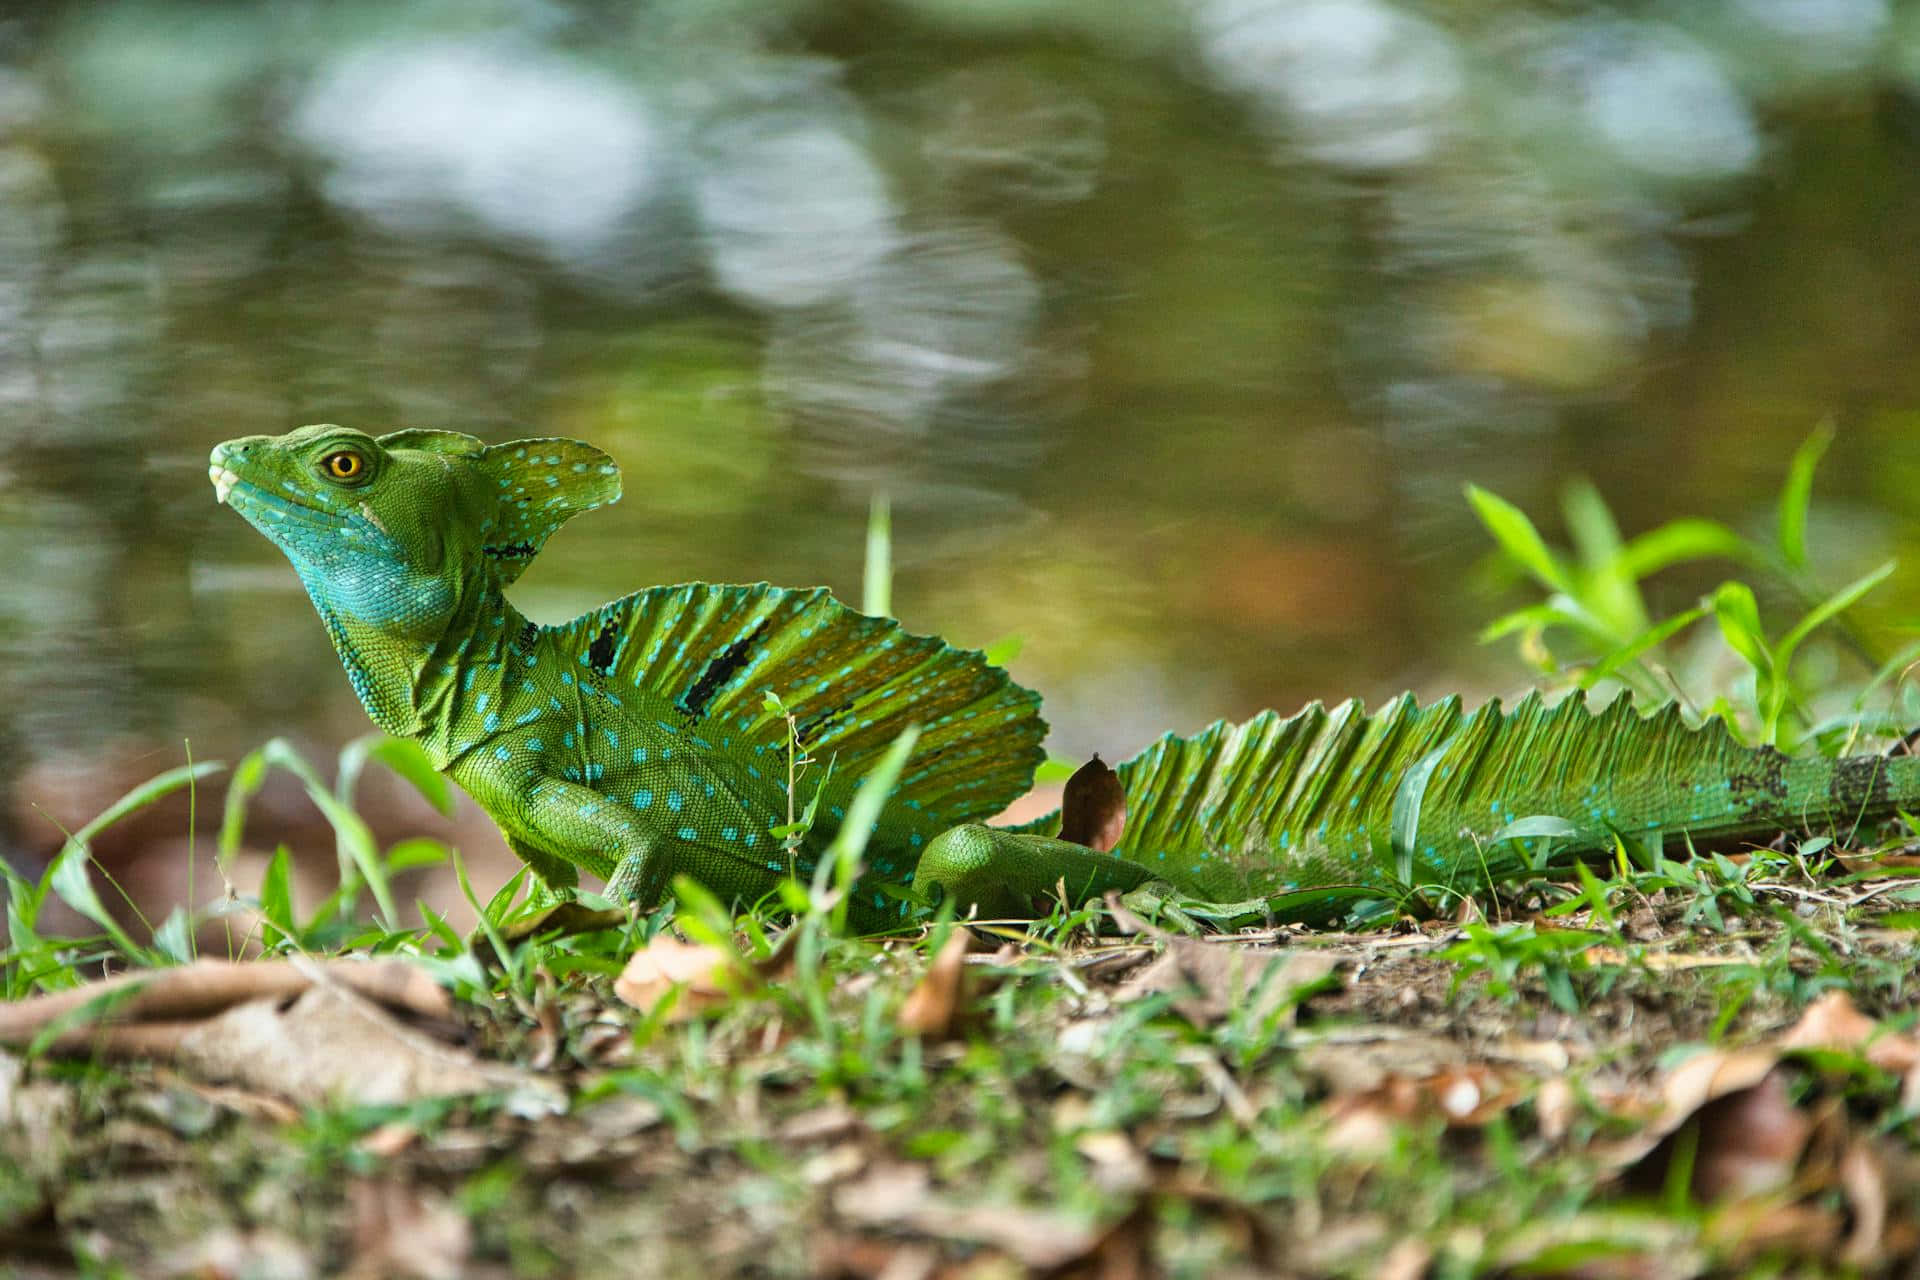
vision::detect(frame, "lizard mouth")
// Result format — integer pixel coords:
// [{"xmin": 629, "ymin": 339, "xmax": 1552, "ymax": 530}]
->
[
  {"xmin": 209, "ymin": 462, "xmax": 239, "ymax": 504},
  {"xmin": 208, "ymin": 465, "xmax": 353, "ymax": 535}
]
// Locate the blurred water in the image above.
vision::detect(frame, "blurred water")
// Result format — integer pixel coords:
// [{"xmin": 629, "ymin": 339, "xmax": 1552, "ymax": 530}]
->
[{"xmin": 6, "ymin": 0, "xmax": 1920, "ymax": 869}]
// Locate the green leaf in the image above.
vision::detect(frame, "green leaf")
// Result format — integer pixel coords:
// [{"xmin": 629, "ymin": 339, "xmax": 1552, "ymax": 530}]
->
[
  {"xmin": 257, "ymin": 846, "xmax": 295, "ymax": 934},
  {"xmin": 1777, "ymin": 422, "xmax": 1833, "ymax": 570},
  {"xmin": 980, "ymin": 634, "xmax": 1024, "ymax": 667},
  {"xmin": 817, "ymin": 725, "xmax": 921, "ymax": 933},
  {"xmin": 1033, "ymin": 756, "xmax": 1079, "ymax": 785},
  {"xmin": 1467, "ymin": 484, "xmax": 1573, "ymax": 594},
  {"xmin": 258, "ymin": 738, "xmax": 399, "ymax": 926},
  {"xmin": 1562, "ymin": 478, "xmax": 1623, "ymax": 569},
  {"xmin": 383, "ymin": 838, "xmax": 452, "ymax": 874},
  {"xmin": 1709, "ymin": 582, "xmax": 1771, "ymax": 674},
  {"xmin": 360, "ymin": 737, "xmax": 454, "ymax": 817},
  {"xmin": 1615, "ymin": 519, "xmax": 1751, "ymax": 581},
  {"xmin": 1774, "ymin": 560, "xmax": 1896, "ymax": 667},
  {"xmin": 1489, "ymin": 816, "xmax": 1587, "ymax": 842},
  {"xmin": 47, "ymin": 841, "xmax": 137, "ymax": 955},
  {"xmin": 862, "ymin": 492, "xmax": 892, "ymax": 618},
  {"xmin": 1389, "ymin": 745, "xmax": 1449, "ymax": 885},
  {"xmin": 1578, "ymin": 605, "xmax": 1707, "ymax": 690},
  {"xmin": 219, "ymin": 747, "xmax": 269, "ymax": 862},
  {"xmin": 152, "ymin": 907, "xmax": 194, "ymax": 965}
]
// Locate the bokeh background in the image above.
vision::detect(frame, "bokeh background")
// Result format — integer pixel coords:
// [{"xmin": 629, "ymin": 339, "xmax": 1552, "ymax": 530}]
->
[{"xmin": 7, "ymin": 0, "xmax": 1920, "ymax": 917}]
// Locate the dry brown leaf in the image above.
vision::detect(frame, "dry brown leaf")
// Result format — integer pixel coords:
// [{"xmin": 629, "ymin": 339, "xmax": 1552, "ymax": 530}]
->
[
  {"xmin": 1535, "ymin": 1076, "xmax": 1578, "ymax": 1143},
  {"xmin": 897, "ymin": 928, "xmax": 971, "ymax": 1039},
  {"xmin": 1, "ymin": 959, "xmax": 544, "ymax": 1108},
  {"xmin": 1585, "ymin": 946, "xmax": 1749, "ymax": 971},
  {"xmin": 156, "ymin": 1229, "xmax": 316, "ymax": 1280},
  {"xmin": 0, "ymin": 958, "xmax": 450, "ymax": 1049},
  {"xmin": 832, "ymin": 1162, "xmax": 1109, "ymax": 1270},
  {"xmin": 1075, "ymin": 1131, "xmax": 1150, "ymax": 1194},
  {"xmin": 1701, "ymin": 1197, "xmax": 1841, "ymax": 1262},
  {"xmin": 1115, "ymin": 938, "xmax": 1335, "ymax": 1029},
  {"xmin": 1320, "ymin": 1064, "xmax": 1524, "ymax": 1156},
  {"xmin": 1059, "ymin": 754, "xmax": 1127, "ymax": 851},
  {"xmin": 174, "ymin": 983, "xmax": 548, "ymax": 1107},
  {"xmin": 346, "ymin": 1178, "xmax": 470, "ymax": 1280},
  {"xmin": 1838, "ymin": 1140, "xmax": 1889, "ymax": 1267},
  {"xmin": 1377, "ymin": 1237, "xmax": 1435, "ymax": 1280},
  {"xmin": 612, "ymin": 934, "xmax": 748, "ymax": 1020},
  {"xmin": 1690, "ymin": 1068, "xmax": 1813, "ymax": 1201},
  {"xmin": 1600, "ymin": 1045, "xmax": 1779, "ymax": 1174},
  {"xmin": 778, "ymin": 1102, "xmax": 862, "ymax": 1144},
  {"xmin": 1614, "ymin": 1059, "xmax": 1811, "ymax": 1203},
  {"xmin": 1780, "ymin": 989, "xmax": 1920, "ymax": 1077}
]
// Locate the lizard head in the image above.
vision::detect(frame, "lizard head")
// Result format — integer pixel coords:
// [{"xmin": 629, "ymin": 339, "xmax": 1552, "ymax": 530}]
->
[{"xmin": 210, "ymin": 424, "xmax": 621, "ymax": 636}]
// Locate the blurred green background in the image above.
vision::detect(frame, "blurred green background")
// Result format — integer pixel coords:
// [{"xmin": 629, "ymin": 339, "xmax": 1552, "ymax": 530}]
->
[{"xmin": 6, "ymin": 0, "xmax": 1920, "ymax": 889}]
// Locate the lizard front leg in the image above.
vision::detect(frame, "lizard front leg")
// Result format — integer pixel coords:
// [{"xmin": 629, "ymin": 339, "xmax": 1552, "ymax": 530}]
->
[{"xmin": 507, "ymin": 776, "xmax": 674, "ymax": 909}]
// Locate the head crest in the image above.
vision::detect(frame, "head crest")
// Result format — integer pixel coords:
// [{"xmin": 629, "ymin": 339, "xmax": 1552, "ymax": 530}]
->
[{"xmin": 378, "ymin": 431, "xmax": 622, "ymax": 584}]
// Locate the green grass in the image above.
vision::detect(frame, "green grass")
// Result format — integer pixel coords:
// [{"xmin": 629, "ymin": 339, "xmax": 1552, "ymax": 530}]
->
[{"xmin": 5, "ymin": 431, "xmax": 1920, "ymax": 1275}]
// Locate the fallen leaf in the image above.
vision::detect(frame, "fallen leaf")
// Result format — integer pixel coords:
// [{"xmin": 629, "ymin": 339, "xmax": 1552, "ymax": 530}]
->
[
  {"xmin": 1838, "ymin": 1140, "xmax": 1888, "ymax": 1267},
  {"xmin": 778, "ymin": 1102, "xmax": 861, "ymax": 1144},
  {"xmin": 831, "ymin": 1162, "xmax": 1108, "ymax": 1270},
  {"xmin": 1780, "ymin": 989, "xmax": 1920, "ymax": 1077},
  {"xmin": 156, "ymin": 1229, "xmax": 316, "ymax": 1280},
  {"xmin": 1701, "ymin": 1198, "xmax": 1841, "ymax": 1262},
  {"xmin": 897, "ymin": 928, "xmax": 971, "ymax": 1039},
  {"xmin": 1600, "ymin": 1046, "xmax": 1779, "ymax": 1175},
  {"xmin": 0, "ymin": 959, "xmax": 547, "ymax": 1108},
  {"xmin": 1320, "ymin": 1065, "xmax": 1524, "ymax": 1155},
  {"xmin": 1115, "ymin": 938, "xmax": 1335, "ymax": 1028},
  {"xmin": 612, "ymin": 935, "xmax": 748, "ymax": 1020},
  {"xmin": 348, "ymin": 1178, "xmax": 470, "ymax": 1280},
  {"xmin": 1616, "ymin": 1059, "xmax": 1811, "ymax": 1202},
  {"xmin": 1059, "ymin": 754, "xmax": 1127, "ymax": 851},
  {"xmin": 173, "ymin": 982, "xmax": 551, "ymax": 1107},
  {"xmin": 1075, "ymin": 1130, "xmax": 1150, "ymax": 1194},
  {"xmin": 0, "ymin": 958, "xmax": 451, "ymax": 1050},
  {"xmin": 1535, "ymin": 1077, "xmax": 1578, "ymax": 1142}
]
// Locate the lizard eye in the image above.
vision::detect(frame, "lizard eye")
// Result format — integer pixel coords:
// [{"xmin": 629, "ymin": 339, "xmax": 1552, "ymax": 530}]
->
[{"xmin": 320, "ymin": 450, "xmax": 368, "ymax": 483}]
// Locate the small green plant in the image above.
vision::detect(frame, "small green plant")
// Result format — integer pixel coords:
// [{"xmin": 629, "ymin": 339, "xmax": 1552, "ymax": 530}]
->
[
  {"xmin": 1442, "ymin": 921, "xmax": 1604, "ymax": 1014},
  {"xmin": 1470, "ymin": 424, "xmax": 1916, "ymax": 752}
]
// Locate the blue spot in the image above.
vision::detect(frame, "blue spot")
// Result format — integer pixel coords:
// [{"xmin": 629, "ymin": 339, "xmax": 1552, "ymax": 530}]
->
[
  {"xmin": 527, "ymin": 738, "xmax": 543, "ymax": 752},
  {"xmin": 562, "ymin": 732, "xmax": 574, "ymax": 749},
  {"xmin": 484, "ymin": 712, "xmax": 500, "ymax": 732},
  {"xmin": 678, "ymin": 826, "xmax": 697, "ymax": 840},
  {"xmin": 494, "ymin": 746, "xmax": 510, "ymax": 761},
  {"xmin": 722, "ymin": 827, "xmax": 737, "ymax": 841},
  {"xmin": 668, "ymin": 791, "xmax": 683, "ymax": 812},
  {"xmin": 632, "ymin": 747, "xmax": 648, "ymax": 764},
  {"xmin": 561, "ymin": 673, "xmax": 573, "ymax": 686},
  {"xmin": 633, "ymin": 790, "xmax": 653, "ymax": 809}
]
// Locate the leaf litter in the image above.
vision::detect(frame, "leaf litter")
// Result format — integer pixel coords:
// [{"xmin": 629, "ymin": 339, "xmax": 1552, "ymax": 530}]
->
[{"xmin": 12, "ymin": 878, "xmax": 1920, "ymax": 1274}]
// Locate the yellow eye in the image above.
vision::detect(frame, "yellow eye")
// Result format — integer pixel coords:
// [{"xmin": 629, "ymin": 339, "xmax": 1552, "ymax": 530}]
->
[{"xmin": 321, "ymin": 451, "xmax": 366, "ymax": 482}]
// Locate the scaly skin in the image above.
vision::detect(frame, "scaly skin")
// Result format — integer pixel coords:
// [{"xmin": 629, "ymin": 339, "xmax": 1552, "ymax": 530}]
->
[{"xmin": 211, "ymin": 425, "xmax": 1920, "ymax": 930}]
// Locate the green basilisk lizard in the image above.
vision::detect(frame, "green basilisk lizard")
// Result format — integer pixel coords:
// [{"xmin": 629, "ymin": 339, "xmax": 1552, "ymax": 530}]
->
[{"xmin": 210, "ymin": 425, "xmax": 1920, "ymax": 930}]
